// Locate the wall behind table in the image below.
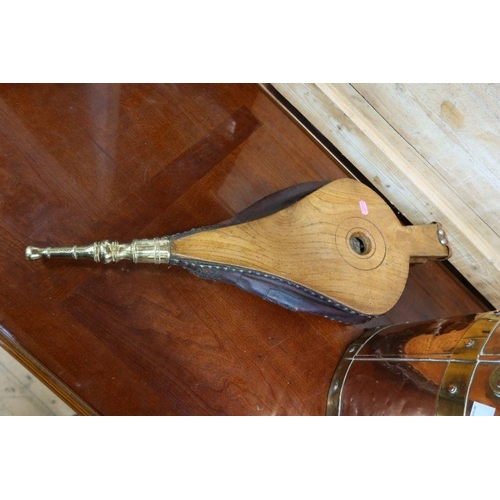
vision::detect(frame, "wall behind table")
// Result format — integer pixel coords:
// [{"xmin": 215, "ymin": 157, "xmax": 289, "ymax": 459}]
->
[{"xmin": 272, "ymin": 83, "xmax": 500, "ymax": 308}]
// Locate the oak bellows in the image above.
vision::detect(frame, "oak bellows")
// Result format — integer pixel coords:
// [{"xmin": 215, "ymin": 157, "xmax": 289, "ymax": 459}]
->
[{"xmin": 25, "ymin": 179, "xmax": 450, "ymax": 323}]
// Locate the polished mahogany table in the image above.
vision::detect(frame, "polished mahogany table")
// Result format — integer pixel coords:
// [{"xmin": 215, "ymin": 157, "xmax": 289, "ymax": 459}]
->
[{"xmin": 0, "ymin": 84, "xmax": 489, "ymax": 415}]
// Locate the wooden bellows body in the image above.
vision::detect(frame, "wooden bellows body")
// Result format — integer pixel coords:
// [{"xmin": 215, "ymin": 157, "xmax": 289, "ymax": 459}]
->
[{"xmin": 26, "ymin": 179, "xmax": 450, "ymax": 322}]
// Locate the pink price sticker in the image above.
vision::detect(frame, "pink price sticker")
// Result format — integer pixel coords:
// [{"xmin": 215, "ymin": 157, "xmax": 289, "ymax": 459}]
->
[{"xmin": 359, "ymin": 200, "xmax": 368, "ymax": 215}]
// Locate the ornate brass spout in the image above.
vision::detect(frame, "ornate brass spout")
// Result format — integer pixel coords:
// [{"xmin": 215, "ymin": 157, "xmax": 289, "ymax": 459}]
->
[{"xmin": 25, "ymin": 238, "xmax": 171, "ymax": 264}]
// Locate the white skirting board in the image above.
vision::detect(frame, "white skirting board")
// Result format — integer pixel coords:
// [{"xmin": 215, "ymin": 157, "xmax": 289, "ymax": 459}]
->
[{"xmin": 272, "ymin": 83, "xmax": 500, "ymax": 308}]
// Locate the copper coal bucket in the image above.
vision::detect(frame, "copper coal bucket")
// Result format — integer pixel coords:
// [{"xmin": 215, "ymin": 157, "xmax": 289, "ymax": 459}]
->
[{"xmin": 327, "ymin": 311, "xmax": 500, "ymax": 416}]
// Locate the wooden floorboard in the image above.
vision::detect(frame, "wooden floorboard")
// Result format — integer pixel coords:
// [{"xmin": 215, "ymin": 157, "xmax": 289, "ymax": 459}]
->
[{"xmin": 0, "ymin": 345, "xmax": 75, "ymax": 416}]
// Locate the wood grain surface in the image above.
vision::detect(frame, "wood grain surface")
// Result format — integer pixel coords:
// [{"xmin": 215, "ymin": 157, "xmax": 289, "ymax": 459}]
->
[
  {"xmin": 172, "ymin": 178, "xmax": 449, "ymax": 315},
  {"xmin": 0, "ymin": 83, "xmax": 490, "ymax": 415}
]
